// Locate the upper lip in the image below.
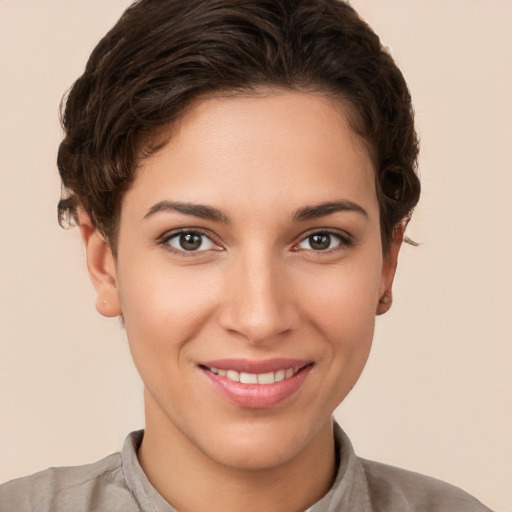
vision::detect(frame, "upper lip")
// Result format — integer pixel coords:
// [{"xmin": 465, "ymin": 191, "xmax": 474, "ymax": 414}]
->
[{"xmin": 199, "ymin": 358, "xmax": 313, "ymax": 374}]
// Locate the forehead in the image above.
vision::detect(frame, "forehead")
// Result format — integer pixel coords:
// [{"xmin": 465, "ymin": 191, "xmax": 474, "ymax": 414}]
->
[{"xmin": 124, "ymin": 91, "xmax": 377, "ymax": 221}]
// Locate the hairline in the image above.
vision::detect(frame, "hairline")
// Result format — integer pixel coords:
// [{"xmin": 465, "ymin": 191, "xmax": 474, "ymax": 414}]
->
[{"xmin": 106, "ymin": 85, "xmax": 382, "ymax": 257}]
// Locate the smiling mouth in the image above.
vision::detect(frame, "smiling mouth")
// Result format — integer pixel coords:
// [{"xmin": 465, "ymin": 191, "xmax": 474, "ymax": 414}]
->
[
  {"xmin": 199, "ymin": 360, "xmax": 314, "ymax": 385},
  {"xmin": 198, "ymin": 360, "xmax": 314, "ymax": 408},
  {"xmin": 200, "ymin": 365, "xmax": 307, "ymax": 385}
]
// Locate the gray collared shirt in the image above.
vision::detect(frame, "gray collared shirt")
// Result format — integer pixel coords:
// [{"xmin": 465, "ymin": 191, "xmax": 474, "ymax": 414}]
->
[{"xmin": 0, "ymin": 422, "xmax": 492, "ymax": 511}]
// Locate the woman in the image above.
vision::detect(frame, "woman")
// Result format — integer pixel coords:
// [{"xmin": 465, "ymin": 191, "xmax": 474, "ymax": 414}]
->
[{"xmin": 0, "ymin": 1, "xmax": 494, "ymax": 510}]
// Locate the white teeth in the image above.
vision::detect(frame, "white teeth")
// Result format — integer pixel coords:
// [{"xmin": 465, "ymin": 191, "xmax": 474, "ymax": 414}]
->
[
  {"xmin": 226, "ymin": 370, "xmax": 240, "ymax": 382},
  {"xmin": 257, "ymin": 372, "xmax": 276, "ymax": 384},
  {"xmin": 274, "ymin": 369, "xmax": 285, "ymax": 382},
  {"xmin": 240, "ymin": 372, "xmax": 258, "ymax": 384},
  {"xmin": 208, "ymin": 366, "xmax": 302, "ymax": 384}
]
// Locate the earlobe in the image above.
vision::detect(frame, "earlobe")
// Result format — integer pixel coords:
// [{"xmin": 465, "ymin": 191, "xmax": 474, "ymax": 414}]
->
[
  {"xmin": 78, "ymin": 210, "xmax": 122, "ymax": 318},
  {"xmin": 376, "ymin": 220, "xmax": 406, "ymax": 316},
  {"xmin": 377, "ymin": 295, "xmax": 392, "ymax": 315}
]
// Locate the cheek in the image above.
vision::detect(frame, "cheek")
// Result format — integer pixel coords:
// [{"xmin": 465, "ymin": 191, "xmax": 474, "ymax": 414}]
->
[
  {"xmin": 299, "ymin": 260, "xmax": 381, "ymax": 404},
  {"xmin": 117, "ymin": 261, "xmax": 222, "ymax": 363},
  {"xmin": 296, "ymin": 256, "xmax": 382, "ymax": 343}
]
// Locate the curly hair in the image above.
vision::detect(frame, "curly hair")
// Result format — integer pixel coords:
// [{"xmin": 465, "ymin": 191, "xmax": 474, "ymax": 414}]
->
[{"xmin": 57, "ymin": 0, "xmax": 420, "ymax": 254}]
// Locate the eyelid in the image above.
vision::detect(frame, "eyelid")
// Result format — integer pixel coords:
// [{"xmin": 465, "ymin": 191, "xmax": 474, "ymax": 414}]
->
[
  {"xmin": 292, "ymin": 228, "xmax": 354, "ymax": 252},
  {"xmin": 158, "ymin": 228, "xmax": 223, "ymax": 254},
  {"xmin": 156, "ymin": 227, "xmax": 354, "ymax": 255}
]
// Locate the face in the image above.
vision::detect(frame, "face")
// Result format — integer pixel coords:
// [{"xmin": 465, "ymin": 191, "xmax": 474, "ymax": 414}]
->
[{"xmin": 84, "ymin": 91, "xmax": 399, "ymax": 470}]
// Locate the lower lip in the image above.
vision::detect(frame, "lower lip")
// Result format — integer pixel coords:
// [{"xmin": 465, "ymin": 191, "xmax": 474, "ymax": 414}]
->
[{"xmin": 201, "ymin": 365, "xmax": 313, "ymax": 409}]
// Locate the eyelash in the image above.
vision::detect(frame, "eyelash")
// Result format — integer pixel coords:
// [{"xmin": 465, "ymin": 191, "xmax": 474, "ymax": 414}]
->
[
  {"xmin": 158, "ymin": 228, "xmax": 354, "ymax": 256},
  {"xmin": 158, "ymin": 229, "xmax": 221, "ymax": 256},
  {"xmin": 293, "ymin": 229, "xmax": 354, "ymax": 253}
]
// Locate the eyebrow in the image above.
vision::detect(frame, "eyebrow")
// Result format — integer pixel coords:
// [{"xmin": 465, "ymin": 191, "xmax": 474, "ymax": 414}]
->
[
  {"xmin": 292, "ymin": 200, "xmax": 368, "ymax": 222},
  {"xmin": 144, "ymin": 201, "xmax": 230, "ymax": 223},
  {"xmin": 144, "ymin": 199, "xmax": 367, "ymax": 224}
]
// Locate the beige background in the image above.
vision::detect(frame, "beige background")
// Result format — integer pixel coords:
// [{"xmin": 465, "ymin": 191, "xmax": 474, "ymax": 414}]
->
[{"xmin": 0, "ymin": 1, "xmax": 510, "ymax": 510}]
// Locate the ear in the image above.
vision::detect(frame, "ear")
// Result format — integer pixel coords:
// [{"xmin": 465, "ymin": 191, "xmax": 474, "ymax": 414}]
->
[
  {"xmin": 78, "ymin": 210, "xmax": 122, "ymax": 318},
  {"xmin": 376, "ymin": 220, "xmax": 406, "ymax": 316}
]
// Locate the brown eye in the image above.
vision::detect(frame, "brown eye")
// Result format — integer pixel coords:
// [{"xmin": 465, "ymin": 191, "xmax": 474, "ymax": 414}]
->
[
  {"xmin": 296, "ymin": 231, "xmax": 349, "ymax": 252},
  {"xmin": 167, "ymin": 231, "xmax": 215, "ymax": 252},
  {"xmin": 308, "ymin": 233, "xmax": 332, "ymax": 250},
  {"xmin": 180, "ymin": 233, "xmax": 202, "ymax": 250}
]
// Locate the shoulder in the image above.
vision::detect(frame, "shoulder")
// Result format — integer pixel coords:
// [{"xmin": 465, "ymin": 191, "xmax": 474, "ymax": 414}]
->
[
  {"xmin": 360, "ymin": 458, "xmax": 493, "ymax": 512},
  {"xmin": 0, "ymin": 451, "xmax": 136, "ymax": 512}
]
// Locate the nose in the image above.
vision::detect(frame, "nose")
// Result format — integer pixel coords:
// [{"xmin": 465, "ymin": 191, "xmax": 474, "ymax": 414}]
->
[{"xmin": 218, "ymin": 249, "xmax": 299, "ymax": 345}]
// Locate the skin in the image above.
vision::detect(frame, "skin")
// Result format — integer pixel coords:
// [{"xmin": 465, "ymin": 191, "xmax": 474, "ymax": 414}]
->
[{"xmin": 80, "ymin": 91, "xmax": 403, "ymax": 512}]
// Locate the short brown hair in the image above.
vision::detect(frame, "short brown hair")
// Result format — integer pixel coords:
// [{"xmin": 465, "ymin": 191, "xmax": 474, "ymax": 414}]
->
[{"xmin": 58, "ymin": 0, "xmax": 420, "ymax": 253}]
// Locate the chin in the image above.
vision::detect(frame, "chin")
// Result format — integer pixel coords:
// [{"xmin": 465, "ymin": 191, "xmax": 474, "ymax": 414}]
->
[
  {"xmin": 208, "ymin": 437, "xmax": 304, "ymax": 471},
  {"xmin": 194, "ymin": 414, "xmax": 329, "ymax": 471}
]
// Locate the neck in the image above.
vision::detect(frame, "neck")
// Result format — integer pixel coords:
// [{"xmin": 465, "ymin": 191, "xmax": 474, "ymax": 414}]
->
[{"xmin": 138, "ymin": 392, "xmax": 336, "ymax": 512}]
